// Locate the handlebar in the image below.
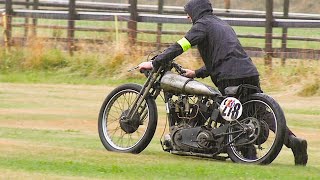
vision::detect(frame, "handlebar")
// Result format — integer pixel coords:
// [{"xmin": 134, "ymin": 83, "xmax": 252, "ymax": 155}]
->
[
  {"xmin": 128, "ymin": 51, "xmax": 186, "ymax": 77},
  {"xmin": 128, "ymin": 61, "xmax": 186, "ymax": 77},
  {"xmin": 139, "ymin": 68, "xmax": 151, "ymax": 77},
  {"xmin": 171, "ymin": 62, "xmax": 186, "ymax": 75}
]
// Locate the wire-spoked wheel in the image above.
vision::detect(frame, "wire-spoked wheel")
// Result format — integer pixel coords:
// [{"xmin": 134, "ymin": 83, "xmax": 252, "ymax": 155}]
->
[
  {"xmin": 98, "ymin": 83, "xmax": 157, "ymax": 153},
  {"xmin": 227, "ymin": 93, "xmax": 286, "ymax": 164}
]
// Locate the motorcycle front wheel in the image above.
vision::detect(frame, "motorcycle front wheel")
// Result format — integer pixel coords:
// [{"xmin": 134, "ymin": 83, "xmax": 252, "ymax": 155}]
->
[
  {"xmin": 98, "ymin": 83, "xmax": 157, "ymax": 153},
  {"xmin": 227, "ymin": 93, "xmax": 286, "ymax": 164}
]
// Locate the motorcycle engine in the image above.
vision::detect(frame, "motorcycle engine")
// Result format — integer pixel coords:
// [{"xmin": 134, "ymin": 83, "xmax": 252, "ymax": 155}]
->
[
  {"xmin": 168, "ymin": 95, "xmax": 211, "ymax": 127},
  {"xmin": 167, "ymin": 95, "xmax": 217, "ymax": 152}
]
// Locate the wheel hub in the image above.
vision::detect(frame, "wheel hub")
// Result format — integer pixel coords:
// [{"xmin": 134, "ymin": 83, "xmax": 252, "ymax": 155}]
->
[
  {"xmin": 232, "ymin": 117, "xmax": 261, "ymax": 146},
  {"xmin": 243, "ymin": 117, "xmax": 261, "ymax": 139},
  {"xmin": 119, "ymin": 109, "xmax": 140, "ymax": 134}
]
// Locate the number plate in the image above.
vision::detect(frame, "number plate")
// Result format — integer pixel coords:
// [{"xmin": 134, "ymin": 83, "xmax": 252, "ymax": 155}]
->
[{"xmin": 219, "ymin": 97, "xmax": 243, "ymax": 121}]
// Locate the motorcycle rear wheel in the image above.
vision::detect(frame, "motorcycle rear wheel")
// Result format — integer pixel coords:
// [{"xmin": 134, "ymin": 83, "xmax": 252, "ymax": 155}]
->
[
  {"xmin": 98, "ymin": 83, "xmax": 157, "ymax": 153},
  {"xmin": 227, "ymin": 93, "xmax": 286, "ymax": 164}
]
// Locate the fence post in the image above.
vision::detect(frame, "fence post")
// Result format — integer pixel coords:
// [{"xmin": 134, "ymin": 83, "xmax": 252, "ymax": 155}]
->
[
  {"xmin": 68, "ymin": 0, "xmax": 77, "ymax": 56},
  {"xmin": 32, "ymin": 0, "xmax": 38, "ymax": 37},
  {"xmin": 4, "ymin": 0, "xmax": 13, "ymax": 50},
  {"xmin": 156, "ymin": 0, "xmax": 164, "ymax": 50},
  {"xmin": 24, "ymin": 0, "xmax": 30, "ymax": 41},
  {"xmin": 114, "ymin": 15, "xmax": 119, "ymax": 46},
  {"xmin": 265, "ymin": 0, "xmax": 273, "ymax": 68},
  {"xmin": 224, "ymin": 0, "xmax": 231, "ymax": 12},
  {"xmin": 281, "ymin": 0, "xmax": 289, "ymax": 66},
  {"xmin": 128, "ymin": 0, "xmax": 138, "ymax": 44}
]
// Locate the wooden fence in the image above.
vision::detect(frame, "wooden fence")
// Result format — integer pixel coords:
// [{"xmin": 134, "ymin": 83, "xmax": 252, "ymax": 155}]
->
[{"xmin": 1, "ymin": 0, "xmax": 320, "ymax": 63}]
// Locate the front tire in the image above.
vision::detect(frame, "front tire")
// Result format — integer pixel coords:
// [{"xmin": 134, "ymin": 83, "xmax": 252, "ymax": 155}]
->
[
  {"xmin": 98, "ymin": 83, "xmax": 157, "ymax": 153},
  {"xmin": 227, "ymin": 93, "xmax": 286, "ymax": 164}
]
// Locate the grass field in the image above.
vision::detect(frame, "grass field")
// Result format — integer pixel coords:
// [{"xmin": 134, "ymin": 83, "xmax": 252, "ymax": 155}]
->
[
  {"xmin": 0, "ymin": 2, "xmax": 319, "ymax": 178},
  {"xmin": 1, "ymin": 14, "xmax": 320, "ymax": 179},
  {"xmin": 0, "ymin": 81, "xmax": 320, "ymax": 179}
]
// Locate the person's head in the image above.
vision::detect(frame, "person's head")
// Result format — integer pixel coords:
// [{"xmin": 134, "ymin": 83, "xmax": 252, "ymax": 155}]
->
[
  {"xmin": 187, "ymin": 14, "xmax": 192, "ymax": 23},
  {"xmin": 184, "ymin": 0, "xmax": 213, "ymax": 23}
]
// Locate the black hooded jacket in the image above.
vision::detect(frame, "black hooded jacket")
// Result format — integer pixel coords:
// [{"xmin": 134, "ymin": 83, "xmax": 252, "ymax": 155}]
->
[{"xmin": 152, "ymin": 0, "xmax": 259, "ymax": 84}]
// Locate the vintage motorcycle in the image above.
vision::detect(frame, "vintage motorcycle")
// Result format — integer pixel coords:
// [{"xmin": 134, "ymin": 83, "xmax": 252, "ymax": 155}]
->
[{"xmin": 98, "ymin": 56, "xmax": 286, "ymax": 165}]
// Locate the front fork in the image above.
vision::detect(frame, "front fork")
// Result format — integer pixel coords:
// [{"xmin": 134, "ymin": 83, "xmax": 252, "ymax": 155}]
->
[{"xmin": 125, "ymin": 67, "xmax": 162, "ymax": 121}]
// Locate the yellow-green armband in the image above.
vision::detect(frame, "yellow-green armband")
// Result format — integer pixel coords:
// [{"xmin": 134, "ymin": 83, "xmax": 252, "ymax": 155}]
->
[{"xmin": 177, "ymin": 37, "xmax": 191, "ymax": 52}]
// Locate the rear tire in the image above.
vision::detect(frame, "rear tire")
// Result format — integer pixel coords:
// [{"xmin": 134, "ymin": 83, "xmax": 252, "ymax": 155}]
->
[
  {"xmin": 227, "ymin": 93, "xmax": 286, "ymax": 164},
  {"xmin": 98, "ymin": 83, "xmax": 157, "ymax": 153}
]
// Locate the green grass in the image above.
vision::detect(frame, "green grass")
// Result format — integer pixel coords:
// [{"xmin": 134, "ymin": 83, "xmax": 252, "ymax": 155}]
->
[
  {"xmin": 0, "ymin": 81, "xmax": 319, "ymax": 179},
  {"xmin": 0, "ymin": 127, "xmax": 319, "ymax": 179},
  {"xmin": 0, "ymin": 70, "xmax": 146, "ymax": 85},
  {"xmin": 1, "ymin": 154, "xmax": 318, "ymax": 179},
  {"xmin": 284, "ymin": 108, "xmax": 320, "ymax": 116},
  {"xmin": 0, "ymin": 127, "xmax": 99, "ymax": 150},
  {"xmin": 0, "ymin": 17, "xmax": 319, "ymax": 179},
  {"xmin": 287, "ymin": 117, "xmax": 320, "ymax": 130}
]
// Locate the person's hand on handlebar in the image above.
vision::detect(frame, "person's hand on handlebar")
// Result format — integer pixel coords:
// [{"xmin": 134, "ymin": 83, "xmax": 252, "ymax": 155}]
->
[
  {"xmin": 182, "ymin": 68, "xmax": 196, "ymax": 78},
  {"xmin": 138, "ymin": 62, "xmax": 153, "ymax": 71}
]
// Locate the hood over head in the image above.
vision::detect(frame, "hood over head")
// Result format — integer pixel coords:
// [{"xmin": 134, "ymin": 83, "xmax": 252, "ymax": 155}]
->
[{"xmin": 184, "ymin": 0, "xmax": 213, "ymax": 23}]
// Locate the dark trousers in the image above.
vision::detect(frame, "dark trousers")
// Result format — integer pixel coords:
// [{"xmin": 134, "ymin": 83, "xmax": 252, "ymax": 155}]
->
[{"xmin": 216, "ymin": 76, "xmax": 294, "ymax": 148}]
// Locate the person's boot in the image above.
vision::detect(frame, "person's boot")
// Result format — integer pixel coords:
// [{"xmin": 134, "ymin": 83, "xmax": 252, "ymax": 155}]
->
[{"xmin": 289, "ymin": 135, "xmax": 308, "ymax": 166}]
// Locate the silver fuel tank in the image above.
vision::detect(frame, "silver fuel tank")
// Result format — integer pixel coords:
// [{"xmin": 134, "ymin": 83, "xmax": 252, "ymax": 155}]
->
[{"xmin": 160, "ymin": 72, "xmax": 221, "ymax": 96}]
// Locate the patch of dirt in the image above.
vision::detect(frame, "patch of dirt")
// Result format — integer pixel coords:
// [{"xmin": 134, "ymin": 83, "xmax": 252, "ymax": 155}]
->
[{"xmin": 0, "ymin": 119, "xmax": 97, "ymax": 135}]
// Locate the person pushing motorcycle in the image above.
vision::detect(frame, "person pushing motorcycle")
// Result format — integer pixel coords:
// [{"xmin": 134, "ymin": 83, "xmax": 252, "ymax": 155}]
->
[{"xmin": 138, "ymin": 0, "xmax": 308, "ymax": 166}]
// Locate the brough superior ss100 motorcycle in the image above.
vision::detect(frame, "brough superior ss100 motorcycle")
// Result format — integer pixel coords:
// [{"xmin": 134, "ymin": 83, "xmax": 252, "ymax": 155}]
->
[{"xmin": 98, "ymin": 56, "xmax": 286, "ymax": 165}]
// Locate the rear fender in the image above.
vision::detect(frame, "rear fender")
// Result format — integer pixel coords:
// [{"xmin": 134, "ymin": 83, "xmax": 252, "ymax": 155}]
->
[{"xmin": 225, "ymin": 84, "xmax": 262, "ymax": 98}]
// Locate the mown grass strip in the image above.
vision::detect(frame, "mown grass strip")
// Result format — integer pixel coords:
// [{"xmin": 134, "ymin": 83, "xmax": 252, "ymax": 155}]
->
[
  {"xmin": 0, "ymin": 127, "xmax": 100, "ymax": 150},
  {"xmin": 0, "ymin": 71, "xmax": 146, "ymax": 86},
  {"xmin": 0, "ymin": 127, "xmax": 319, "ymax": 179},
  {"xmin": 0, "ymin": 112, "xmax": 94, "ymax": 121},
  {"xmin": 284, "ymin": 108, "xmax": 320, "ymax": 116},
  {"xmin": 0, "ymin": 152, "xmax": 319, "ymax": 179}
]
